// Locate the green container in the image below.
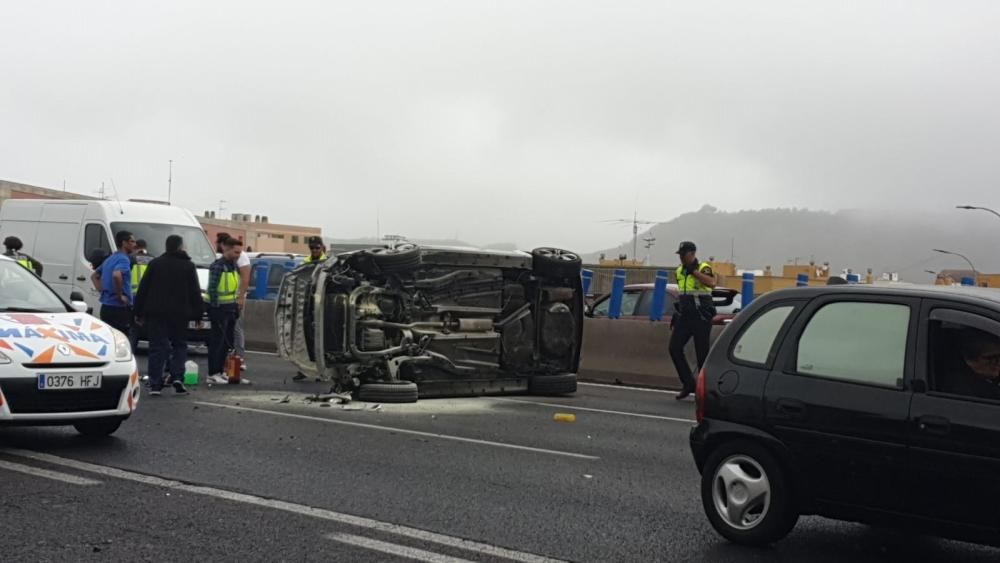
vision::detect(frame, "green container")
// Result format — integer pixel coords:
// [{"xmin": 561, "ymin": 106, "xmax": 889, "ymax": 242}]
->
[{"xmin": 183, "ymin": 360, "xmax": 199, "ymax": 386}]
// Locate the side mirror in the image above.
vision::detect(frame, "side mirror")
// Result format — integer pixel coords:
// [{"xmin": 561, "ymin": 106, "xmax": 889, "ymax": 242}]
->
[{"xmin": 71, "ymin": 300, "xmax": 89, "ymax": 313}]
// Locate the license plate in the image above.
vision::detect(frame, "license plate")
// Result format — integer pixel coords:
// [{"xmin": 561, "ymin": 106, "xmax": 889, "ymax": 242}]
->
[
  {"xmin": 38, "ymin": 373, "xmax": 102, "ymax": 390},
  {"xmin": 189, "ymin": 320, "xmax": 211, "ymax": 330}
]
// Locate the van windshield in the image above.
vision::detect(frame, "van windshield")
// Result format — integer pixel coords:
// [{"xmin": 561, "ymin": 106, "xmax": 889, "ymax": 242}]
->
[{"xmin": 111, "ymin": 222, "xmax": 216, "ymax": 268}]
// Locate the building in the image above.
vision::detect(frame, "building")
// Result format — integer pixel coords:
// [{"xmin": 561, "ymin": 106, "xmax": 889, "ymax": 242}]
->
[
  {"xmin": 0, "ymin": 179, "xmax": 96, "ymax": 204},
  {"xmin": 198, "ymin": 211, "xmax": 322, "ymax": 254}
]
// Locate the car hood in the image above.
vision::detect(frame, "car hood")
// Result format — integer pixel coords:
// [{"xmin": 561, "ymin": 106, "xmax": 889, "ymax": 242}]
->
[{"xmin": 0, "ymin": 312, "xmax": 117, "ymax": 365}]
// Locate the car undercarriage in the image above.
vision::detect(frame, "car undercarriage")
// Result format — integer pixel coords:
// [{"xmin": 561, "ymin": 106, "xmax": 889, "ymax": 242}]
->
[{"xmin": 276, "ymin": 245, "xmax": 584, "ymax": 402}]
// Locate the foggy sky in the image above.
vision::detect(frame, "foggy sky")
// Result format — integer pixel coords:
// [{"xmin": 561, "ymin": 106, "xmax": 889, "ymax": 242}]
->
[{"xmin": 2, "ymin": 1, "xmax": 999, "ymax": 253}]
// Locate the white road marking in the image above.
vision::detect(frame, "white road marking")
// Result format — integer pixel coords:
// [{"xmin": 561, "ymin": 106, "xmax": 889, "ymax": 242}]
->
[
  {"xmin": 1, "ymin": 449, "xmax": 566, "ymax": 563},
  {"xmin": 245, "ymin": 350, "xmax": 278, "ymax": 357},
  {"xmin": 194, "ymin": 401, "xmax": 600, "ymax": 461},
  {"xmin": 0, "ymin": 459, "xmax": 101, "ymax": 486},
  {"xmin": 579, "ymin": 381, "xmax": 680, "ymax": 395},
  {"xmin": 326, "ymin": 533, "xmax": 475, "ymax": 563},
  {"xmin": 493, "ymin": 398, "xmax": 696, "ymax": 424}
]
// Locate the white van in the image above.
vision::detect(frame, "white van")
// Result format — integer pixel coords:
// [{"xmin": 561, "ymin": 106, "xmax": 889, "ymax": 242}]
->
[{"xmin": 0, "ymin": 199, "xmax": 215, "ymax": 340}]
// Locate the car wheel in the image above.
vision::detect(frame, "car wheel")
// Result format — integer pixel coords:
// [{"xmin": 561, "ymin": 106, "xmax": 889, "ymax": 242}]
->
[
  {"xmin": 701, "ymin": 441, "xmax": 799, "ymax": 546},
  {"xmin": 357, "ymin": 381, "xmax": 419, "ymax": 403},
  {"xmin": 701, "ymin": 440, "xmax": 798, "ymax": 546},
  {"xmin": 528, "ymin": 373, "xmax": 578, "ymax": 396},
  {"xmin": 73, "ymin": 417, "xmax": 123, "ymax": 437},
  {"xmin": 531, "ymin": 248, "xmax": 582, "ymax": 279},
  {"xmin": 364, "ymin": 244, "xmax": 422, "ymax": 274}
]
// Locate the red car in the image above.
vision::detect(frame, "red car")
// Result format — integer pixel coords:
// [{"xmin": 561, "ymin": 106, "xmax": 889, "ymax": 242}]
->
[{"xmin": 586, "ymin": 283, "xmax": 741, "ymax": 325}]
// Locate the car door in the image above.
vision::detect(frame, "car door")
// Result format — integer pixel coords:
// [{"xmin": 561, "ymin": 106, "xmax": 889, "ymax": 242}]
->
[
  {"xmin": 763, "ymin": 294, "xmax": 918, "ymax": 514},
  {"xmin": 80, "ymin": 222, "xmax": 113, "ymax": 311},
  {"xmin": 907, "ymin": 303, "xmax": 1000, "ymax": 537}
]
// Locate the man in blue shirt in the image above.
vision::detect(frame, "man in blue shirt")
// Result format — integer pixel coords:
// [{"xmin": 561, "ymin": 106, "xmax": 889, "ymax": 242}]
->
[{"xmin": 91, "ymin": 230, "xmax": 137, "ymax": 337}]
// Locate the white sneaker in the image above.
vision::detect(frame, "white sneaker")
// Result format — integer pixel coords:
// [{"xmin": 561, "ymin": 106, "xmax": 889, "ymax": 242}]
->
[
  {"xmin": 239, "ymin": 377, "xmax": 252, "ymax": 385},
  {"xmin": 207, "ymin": 374, "xmax": 229, "ymax": 384}
]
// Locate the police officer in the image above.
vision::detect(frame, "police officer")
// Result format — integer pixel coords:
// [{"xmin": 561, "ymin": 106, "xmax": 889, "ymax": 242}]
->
[
  {"xmin": 303, "ymin": 236, "xmax": 327, "ymax": 265},
  {"xmin": 3, "ymin": 236, "xmax": 43, "ymax": 276},
  {"xmin": 669, "ymin": 241, "xmax": 717, "ymax": 400}
]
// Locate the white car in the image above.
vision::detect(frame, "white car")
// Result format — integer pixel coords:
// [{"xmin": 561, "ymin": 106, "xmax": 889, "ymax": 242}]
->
[{"xmin": 0, "ymin": 255, "xmax": 139, "ymax": 436}]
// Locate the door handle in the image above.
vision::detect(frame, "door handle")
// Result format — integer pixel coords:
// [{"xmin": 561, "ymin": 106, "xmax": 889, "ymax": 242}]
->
[
  {"xmin": 58, "ymin": 274, "xmax": 69, "ymax": 280},
  {"xmin": 76, "ymin": 276, "xmax": 87, "ymax": 282},
  {"xmin": 917, "ymin": 415, "xmax": 951, "ymax": 436},
  {"xmin": 775, "ymin": 399, "xmax": 806, "ymax": 416}
]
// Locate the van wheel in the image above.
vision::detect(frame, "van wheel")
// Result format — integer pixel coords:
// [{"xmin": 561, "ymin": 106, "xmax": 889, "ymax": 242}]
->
[
  {"xmin": 74, "ymin": 417, "xmax": 123, "ymax": 437},
  {"xmin": 701, "ymin": 440, "xmax": 798, "ymax": 546}
]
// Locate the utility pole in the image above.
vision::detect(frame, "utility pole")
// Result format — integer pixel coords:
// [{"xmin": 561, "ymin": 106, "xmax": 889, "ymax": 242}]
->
[{"xmin": 168, "ymin": 160, "xmax": 173, "ymax": 204}]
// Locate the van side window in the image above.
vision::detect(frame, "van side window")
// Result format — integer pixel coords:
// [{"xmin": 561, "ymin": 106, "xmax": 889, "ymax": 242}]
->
[
  {"xmin": 83, "ymin": 224, "xmax": 111, "ymax": 266},
  {"xmin": 796, "ymin": 302, "xmax": 910, "ymax": 387},
  {"xmin": 929, "ymin": 317, "xmax": 1000, "ymax": 402},
  {"xmin": 732, "ymin": 305, "xmax": 794, "ymax": 364}
]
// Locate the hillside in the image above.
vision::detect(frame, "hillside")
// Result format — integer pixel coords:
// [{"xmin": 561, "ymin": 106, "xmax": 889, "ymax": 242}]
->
[{"xmin": 587, "ymin": 205, "xmax": 1000, "ymax": 281}]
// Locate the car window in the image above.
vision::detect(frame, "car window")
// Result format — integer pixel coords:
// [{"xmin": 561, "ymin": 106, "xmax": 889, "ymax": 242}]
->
[
  {"xmin": 635, "ymin": 290, "xmax": 676, "ymax": 317},
  {"xmin": 796, "ymin": 301, "xmax": 910, "ymax": 387},
  {"xmin": 591, "ymin": 291, "xmax": 641, "ymax": 317},
  {"xmin": 928, "ymin": 315, "xmax": 1000, "ymax": 402},
  {"xmin": 0, "ymin": 261, "xmax": 67, "ymax": 313},
  {"xmin": 732, "ymin": 305, "xmax": 794, "ymax": 364},
  {"xmin": 267, "ymin": 263, "xmax": 288, "ymax": 288}
]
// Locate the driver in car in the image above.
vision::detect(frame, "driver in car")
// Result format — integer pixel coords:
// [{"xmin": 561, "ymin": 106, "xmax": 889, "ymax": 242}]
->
[{"xmin": 946, "ymin": 329, "xmax": 1000, "ymax": 400}]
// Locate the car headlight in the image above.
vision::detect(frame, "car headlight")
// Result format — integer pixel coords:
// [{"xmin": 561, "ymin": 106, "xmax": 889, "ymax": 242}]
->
[
  {"xmin": 113, "ymin": 330, "xmax": 133, "ymax": 362},
  {"xmin": 0, "ymin": 350, "xmax": 10, "ymax": 365}
]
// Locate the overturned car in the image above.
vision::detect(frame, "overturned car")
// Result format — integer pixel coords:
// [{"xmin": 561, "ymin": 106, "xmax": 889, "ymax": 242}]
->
[{"xmin": 275, "ymin": 245, "xmax": 584, "ymax": 403}]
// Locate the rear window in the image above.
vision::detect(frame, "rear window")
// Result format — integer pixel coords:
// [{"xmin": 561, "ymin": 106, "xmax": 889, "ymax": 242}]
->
[
  {"xmin": 796, "ymin": 301, "xmax": 910, "ymax": 387},
  {"xmin": 732, "ymin": 305, "xmax": 794, "ymax": 364}
]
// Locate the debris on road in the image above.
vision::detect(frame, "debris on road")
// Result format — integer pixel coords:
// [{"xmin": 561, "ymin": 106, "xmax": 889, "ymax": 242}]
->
[
  {"xmin": 370, "ymin": 404, "xmax": 382, "ymax": 411},
  {"xmin": 304, "ymin": 392, "xmax": 353, "ymax": 405},
  {"xmin": 553, "ymin": 413, "xmax": 577, "ymax": 423}
]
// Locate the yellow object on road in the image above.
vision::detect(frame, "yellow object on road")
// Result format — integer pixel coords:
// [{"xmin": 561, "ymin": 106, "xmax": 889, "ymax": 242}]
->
[{"xmin": 553, "ymin": 413, "xmax": 577, "ymax": 423}]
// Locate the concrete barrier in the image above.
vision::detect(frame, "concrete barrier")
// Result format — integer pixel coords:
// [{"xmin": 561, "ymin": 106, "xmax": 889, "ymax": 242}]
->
[
  {"xmin": 579, "ymin": 318, "xmax": 725, "ymax": 390},
  {"xmin": 241, "ymin": 300, "xmax": 722, "ymax": 390},
  {"xmin": 243, "ymin": 300, "xmax": 278, "ymax": 353}
]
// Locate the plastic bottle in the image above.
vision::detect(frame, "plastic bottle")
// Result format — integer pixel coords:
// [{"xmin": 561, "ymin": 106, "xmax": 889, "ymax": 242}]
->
[{"xmin": 183, "ymin": 360, "xmax": 199, "ymax": 386}]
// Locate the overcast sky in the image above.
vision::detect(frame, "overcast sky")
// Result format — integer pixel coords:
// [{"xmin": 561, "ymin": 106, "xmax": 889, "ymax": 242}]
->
[{"xmin": 2, "ymin": 1, "xmax": 999, "ymax": 252}]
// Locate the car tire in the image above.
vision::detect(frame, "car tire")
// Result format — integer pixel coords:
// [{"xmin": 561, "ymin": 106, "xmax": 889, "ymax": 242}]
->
[
  {"xmin": 364, "ymin": 244, "xmax": 422, "ymax": 274},
  {"xmin": 701, "ymin": 440, "xmax": 799, "ymax": 547},
  {"xmin": 531, "ymin": 248, "xmax": 582, "ymax": 279},
  {"xmin": 357, "ymin": 381, "xmax": 419, "ymax": 403},
  {"xmin": 528, "ymin": 373, "xmax": 578, "ymax": 396},
  {"xmin": 73, "ymin": 417, "xmax": 123, "ymax": 437}
]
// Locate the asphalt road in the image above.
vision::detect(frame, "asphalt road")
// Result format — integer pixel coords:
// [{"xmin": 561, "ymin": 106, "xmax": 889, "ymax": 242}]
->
[{"xmin": 0, "ymin": 351, "xmax": 997, "ymax": 562}]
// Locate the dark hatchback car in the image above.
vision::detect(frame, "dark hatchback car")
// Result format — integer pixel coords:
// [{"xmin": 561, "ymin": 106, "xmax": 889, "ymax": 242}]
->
[{"xmin": 690, "ymin": 285, "xmax": 1000, "ymax": 548}]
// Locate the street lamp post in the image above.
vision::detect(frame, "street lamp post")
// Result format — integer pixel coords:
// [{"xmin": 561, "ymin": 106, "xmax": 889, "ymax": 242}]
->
[
  {"xmin": 956, "ymin": 205, "xmax": 1000, "ymax": 220},
  {"xmin": 932, "ymin": 248, "xmax": 978, "ymax": 285}
]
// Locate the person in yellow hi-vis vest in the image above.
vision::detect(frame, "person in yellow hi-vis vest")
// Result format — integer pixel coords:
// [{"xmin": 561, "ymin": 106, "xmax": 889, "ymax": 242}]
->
[
  {"xmin": 303, "ymin": 236, "xmax": 327, "ymax": 265},
  {"xmin": 670, "ymin": 241, "xmax": 717, "ymax": 400},
  {"xmin": 3, "ymin": 236, "xmax": 43, "ymax": 276},
  {"xmin": 204, "ymin": 237, "xmax": 250, "ymax": 385}
]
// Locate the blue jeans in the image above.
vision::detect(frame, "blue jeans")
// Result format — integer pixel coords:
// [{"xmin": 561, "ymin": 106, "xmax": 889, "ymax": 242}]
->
[{"xmin": 147, "ymin": 317, "xmax": 188, "ymax": 390}]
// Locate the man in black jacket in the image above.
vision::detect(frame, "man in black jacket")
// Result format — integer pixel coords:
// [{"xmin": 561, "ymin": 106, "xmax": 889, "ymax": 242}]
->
[{"xmin": 134, "ymin": 235, "xmax": 204, "ymax": 396}]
